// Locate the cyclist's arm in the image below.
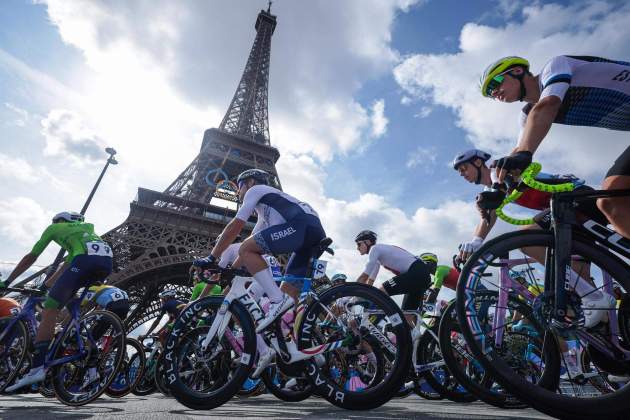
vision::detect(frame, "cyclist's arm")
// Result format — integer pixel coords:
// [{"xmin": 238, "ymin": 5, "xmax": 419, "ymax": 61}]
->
[
  {"xmin": 4, "ymin": 253, "xmax": 38, "ymax": 284},
  {"xmin": 515, "ymin": 95, "xmax": 561, "ymax": 154},
  {"xmin": 473, "ymin": 210, "xmax": 497, "ymax": 239},
  {"xmin": 356, "ymin": 272, "xmax": 371, "ymax": 285},
  {"xmin": 212, "ymin": 218, "xmax": 245, "ymax": 259},
  {"xmin": 143, "ymin": 312, "xmax": 164, "ymax": 337}
]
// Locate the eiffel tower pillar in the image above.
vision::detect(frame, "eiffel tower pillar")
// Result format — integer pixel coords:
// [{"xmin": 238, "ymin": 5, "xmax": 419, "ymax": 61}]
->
[{"xmin": 105, "ymin": 6, "xmax": 280, "ymax": 332}]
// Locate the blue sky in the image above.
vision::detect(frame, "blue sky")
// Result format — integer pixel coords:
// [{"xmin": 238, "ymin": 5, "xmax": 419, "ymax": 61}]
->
[{"xmin": 1, "ymin": 0, "xmax": 629, "ymax": 280}]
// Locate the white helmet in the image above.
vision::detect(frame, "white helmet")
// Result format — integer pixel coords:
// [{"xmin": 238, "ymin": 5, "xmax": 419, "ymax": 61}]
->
[{"xmin": 52, "ymin": 211, "xmax": 84, "ymax": 223}]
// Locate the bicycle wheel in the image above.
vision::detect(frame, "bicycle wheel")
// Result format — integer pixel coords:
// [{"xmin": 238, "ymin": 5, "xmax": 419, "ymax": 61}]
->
[
  {"xmin": 106, "ymin": 337, "xmax": 146, "ymax": 398},
  {"xmin": 413, "ymin": 376, "xmax": 443, "ymax": 400},
  {"xmin": 439, "ymin": 296, "xmax": 527, "ymax": 408},
  {"xmin": 51, "ymin": 310, "xmax": 126, "ymax": 406},
  {"xmin": 39, "ymin": 369, "xmax": 55, "ymax": 398},
  {"xmin": 154, "ymin": 352, "xmax": 171, "ymax": 396},
  {"xmin": 456, "ymin": 229, "xmax": 630, "ymax": 419},
  {"xmin": 298, "ymin": 283, "xmax": 411, "ymax": 410},
  {"xmin": 261, "ymin": 365, "xmax": 314, "ymax": 402},
  {"xmin": 162, "ymin": 296, "xmax": 256, "ymax": 410},
  {"xmin": 0, "ymin": 318, "xmax": 30, "ymax": 392},
  {"xmin": 131, "ymin": 346, "xmax": 157, "ymax": 396},
  {"xmin": 416, "ymin": 325, "xmax": 476, "ymax": 403}
]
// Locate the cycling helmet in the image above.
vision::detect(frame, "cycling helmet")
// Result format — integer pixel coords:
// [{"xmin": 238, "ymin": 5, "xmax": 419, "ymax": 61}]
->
[
  {"xmin": 419, "ymin": 252, "xmax": 438, "ymax": 264},
  {"xmin": 480, "ymin": 56, "xmax": 530, "ymax": 100},
  {"xmin": 236, "ymin": 169, "xmax": 269, "ymax": 186},
  {"xmin": 0, "ymin": 297, "xmax": 20, "ymax": 317},
  {"xmin": 331, "ymin": 273, "xmax": 347, "ymax": 285},
  {"xmin": 159, "ymin": 289, "xmax": 177, "ymax": 299},
  {"xmin": 52, "ymin": 211, "xmax": 84, "ymax": 223},
  {"xmin": 452, "ymin": 149, "xmax": 491, "ymax": 185},
  {"xmin": 354, "ymin": 230, "xmax": 377, "ymax": 243}
]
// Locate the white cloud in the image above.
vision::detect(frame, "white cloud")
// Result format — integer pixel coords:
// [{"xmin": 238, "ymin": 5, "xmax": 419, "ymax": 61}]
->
[
  {"xmin": 394, "ymin": 1, "xmax": 630, "ymax": 182},
  {"xmin": 406, "ymin": 146, "xmax": 437, "ymax": 170},
  {"xmin": 0, "ymin": 197, "xmax": 52, "ymax": 248},
  {"xmin": 414, "ymin": 106, "xmax": 432, "ymax": 119},
  {"xmin": 369, "ymin": 99, "xmax": 388, "ymax": 138},
  {"xmin": 0, "ymin": 152, "xmax": 71, "ymax": 191}
]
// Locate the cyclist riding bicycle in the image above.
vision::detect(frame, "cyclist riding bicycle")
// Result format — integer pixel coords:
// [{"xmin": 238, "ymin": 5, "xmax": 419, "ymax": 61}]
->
[
  {"xmin": 3, "ymin": 211, "xmax": 113, "ymax": 391},
  {"xmin": 82, "ymin": 282, "xmax": 130, "ymax": 321},
  {"xmin": 480, "ymin": 55, "xmax": 630, "ymax": 239},
  {"xmin": 193, "ymin": 168, "xmax": 326, "ymax": 334},
  {"xmin": 418, "ymin": 253, "xmax": 459, "ymax": 305},
  {"xmin": 354, "ymin": 230, "xmax": 431, "ymax": 312},
  {"xmin": 140, "ymin": 289, "xmax": 186, "ymax": 345},
  {"xmin": 452, "ymin": 147, "xmax": 615, "ymax": 329}
]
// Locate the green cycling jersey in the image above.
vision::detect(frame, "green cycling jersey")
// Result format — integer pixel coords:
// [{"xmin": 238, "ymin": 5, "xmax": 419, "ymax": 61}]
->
[
  {"xmin": 189, "ymin": 282, "xmax": 222, "ymax": 301},
  {"xmin": 31, "ymin": 221, "xmax": 106, "ymax": 263},
  {"xmin": 432, "ymin": 265, "xmax": 458, "ymax": 290}
]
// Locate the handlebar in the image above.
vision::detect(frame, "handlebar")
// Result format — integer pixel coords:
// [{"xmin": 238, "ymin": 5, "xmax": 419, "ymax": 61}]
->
[
  {"xmin": 2, "ymin": 287, "xmax": 47, "ymax": 297},
  {"xmin": 203, "ymin": 265, "xmax": 251, "ymax": 278},
  {"xmin": 495, "ymin": 162, "xmax": 575, "ymax": 225}
]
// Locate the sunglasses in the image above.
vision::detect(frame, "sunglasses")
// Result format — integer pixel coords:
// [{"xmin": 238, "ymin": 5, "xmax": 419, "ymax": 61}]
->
[{"xmin": 485, "ymin": 74, "xmax": 505, "ymax": 96}]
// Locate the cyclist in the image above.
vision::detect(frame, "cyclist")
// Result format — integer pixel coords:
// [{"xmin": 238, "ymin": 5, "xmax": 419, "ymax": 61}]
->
[
  {"xmin": 4, "ymin": 211, "xmax": 113, "ymax": 391},
  {"xmin": 480, "ymin": 55, "xmax": 630, "ymax": 239},
  {"xmin": 453, "ymin": 147, "xmax": 615, "ymax": 329},
  {"xmin": 418, "ymin": 253, "xmax": 459, "ymax": 305},
  {"xmin": 193, "ymin": 168, "xmax": 326, "ymax": 333},
  {"xmin": 140, "ymin": 289, "xmax": 186, "ymax": 345},
  {"xmin": 330, "ymin": 273, "xmax": 348, "ymax": 286},
  {"xmin": 354, "ymin": 230, "xmax": 431, "ymax": 312},
  {"xmin": 82, "ymin": 282, "xmax": 130, "ymax": 321}
]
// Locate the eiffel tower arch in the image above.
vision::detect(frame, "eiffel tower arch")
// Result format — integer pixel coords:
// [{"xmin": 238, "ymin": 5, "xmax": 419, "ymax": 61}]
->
[{"xmin": 105, "ymin": 6, "xmax": 280, "ymax": 332}]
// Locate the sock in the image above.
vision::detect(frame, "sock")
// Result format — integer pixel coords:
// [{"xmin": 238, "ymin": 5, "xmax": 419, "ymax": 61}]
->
[
  {"xmin": 253, "ymin": 268, "xmax": 283, "ymax": 303},
  {"xmin": 32, "ymin": 340, "xmax": 51, "ymax": 368},
  {"xmin": 569, "ymin": 270, "xmax": 603, "ymax": 299},
  {"xmin": 247, "ymin": 282, "xmax": 264, "ymax": 302}
]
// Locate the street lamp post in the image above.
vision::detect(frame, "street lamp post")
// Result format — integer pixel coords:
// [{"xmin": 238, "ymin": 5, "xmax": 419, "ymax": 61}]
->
[{"xmin": 43, "ymin": 147, "xmax": 119, "ymax": 281}]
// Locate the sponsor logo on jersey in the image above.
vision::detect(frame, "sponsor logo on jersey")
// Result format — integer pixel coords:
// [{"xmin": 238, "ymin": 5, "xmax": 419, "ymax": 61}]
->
[{"xmin": 270, "ymin": 226, "xmax": 296, "ymax": 241}]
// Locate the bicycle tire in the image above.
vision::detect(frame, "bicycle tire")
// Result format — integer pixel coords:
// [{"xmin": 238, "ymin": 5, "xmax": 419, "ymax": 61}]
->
[
  {"xmin": 163, "ymin": 296, "xmax": 257, "ymax": 410},
  {"xmin": 0, "ymin": 318, "xmax": 30, "ymax": 393},
  {"xmin": 105, "ymin": 338, "xmax": 146, "ymax": 398},
  {"xmin": 439, "ymin": 295, "xmax": 527, "ymax": 408},
  {"xmin": 457, "ymin": 230, "xmax": 630, "ymax": 420},
  {"xmin": 299, "ymin": 283, "xmax": 411, "ymax": 410},
  {"xmin": 51, "ymin": 310, "xmax": 126, "ymax": 406},
  {"xmin": 131, "ymin": 347, "xmax": 157, "ymax": 396},
  {"xmin": 154, "ymin": 351, "xmax": 171, "ymax": 396},
  {"xmin": 261, "ymin": 366, "xmax": 314, "ymax": 402}
]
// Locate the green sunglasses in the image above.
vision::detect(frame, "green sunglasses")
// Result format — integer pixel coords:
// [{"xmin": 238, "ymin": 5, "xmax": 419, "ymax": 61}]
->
[{"xmin": 485, "ymin": 74, "xmax": 505, "ymax": 96}]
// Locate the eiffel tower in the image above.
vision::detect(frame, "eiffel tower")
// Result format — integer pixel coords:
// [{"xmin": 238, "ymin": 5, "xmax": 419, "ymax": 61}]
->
[{"xmin": 105, "ymin": 5, "xmax": 280, "ymax": 332}]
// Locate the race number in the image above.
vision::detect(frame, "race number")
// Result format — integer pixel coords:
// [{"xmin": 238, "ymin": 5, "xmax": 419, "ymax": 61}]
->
[
  {"xmin": 312, "ymin": 259, "xmax": 327, "ymax": 280},
  {"xmin": 110, "ymin": 290, "xmax": 128, "ymax": 302},
  {"xmin": 86, "ymin": 241, "xmax": 113, "ymax": 257}
]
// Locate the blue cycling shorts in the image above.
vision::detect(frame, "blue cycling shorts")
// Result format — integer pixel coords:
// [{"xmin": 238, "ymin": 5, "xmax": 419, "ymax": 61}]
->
[
  {"xmin": 47, "ymin": 254, "xmax": 113, "ymax": 309},
  {"xmin": 254, "ymin": 214, "xmax": 326, "ymax": 278}
]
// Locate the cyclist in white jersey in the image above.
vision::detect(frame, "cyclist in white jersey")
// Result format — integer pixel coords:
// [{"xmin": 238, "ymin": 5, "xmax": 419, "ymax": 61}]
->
[
  {"xmin": 480, "ymin": 55, "xmax": 630, "ymax": 239},
  {"xmin": 354, "ymin": 230, "xmax": 431, "ymax": 311},
  {"xmin": 193, "ymin": 169, "xmax": 326, "ymax": 334}
]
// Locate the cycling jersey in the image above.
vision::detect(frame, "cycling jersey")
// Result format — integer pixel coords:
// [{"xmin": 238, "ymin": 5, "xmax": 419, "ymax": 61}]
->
[
  {"xmin": 235, "ymin": 185, "xmax": 319, "ymax": 234},
  {"xmin": 189, "ymin": 282, "xmax": 221, "ymax": 300},
  {"xmin": 83, "ymin": 284, "xmax": 128, "ymax": 308},
  {"xmin": 520, "ymin": 55, "xmax": 630, "ymax": 131},
  {"xmin": 433, "ymin": 265, "xmax": 459, "ymax": 290},
  {"xmin": 31, "ymin": 221, "xmax": 111, "ymax": 263},
  {"xmin": 363, "ymin": 244, "xmax": 418, "ymax": 279}
]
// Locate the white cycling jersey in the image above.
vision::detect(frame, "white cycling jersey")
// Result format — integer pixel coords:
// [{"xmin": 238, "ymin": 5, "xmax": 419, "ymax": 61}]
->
[
  {"xmin": 235, "ymin": 185, "xmax": 319, "ymax": 235},
  {"xmin": 363, "ymin": 244, "xmax": 417, "ymax": 279},
  {"xmin": 519, "ymin": 55, "xmax": 630, "ymax": 133}
]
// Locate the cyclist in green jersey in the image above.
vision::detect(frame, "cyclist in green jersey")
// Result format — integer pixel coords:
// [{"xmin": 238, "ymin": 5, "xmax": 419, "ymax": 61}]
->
[
  {"xmin": 189, "ymin": 268, "xmax": 222, "ymax": 301},
  {"xmin": 3, "ymin": 211, "xmax": 113, "ymax": 391},
  {"xmin": 419, "ymin": 253, "xmax": 460, "ymax": 305}
]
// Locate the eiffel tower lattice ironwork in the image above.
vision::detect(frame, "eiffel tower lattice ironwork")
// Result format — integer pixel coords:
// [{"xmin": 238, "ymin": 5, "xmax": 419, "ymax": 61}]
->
[{"xmin": 104, "ymin": 6, "xmax": 280, "ymax": 332}]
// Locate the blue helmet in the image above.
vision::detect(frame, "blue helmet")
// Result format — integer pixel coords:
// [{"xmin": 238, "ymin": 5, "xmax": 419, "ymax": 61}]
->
[{"xmin": 452, "ymin": 149, "xmax": 491, "ymax": 170}]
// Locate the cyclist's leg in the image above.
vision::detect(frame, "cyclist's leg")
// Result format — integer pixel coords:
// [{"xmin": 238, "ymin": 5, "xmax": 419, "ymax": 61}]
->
[
  {"xmin": 598, "ymin": 146, "xmax": 630, "ymax": 238},
  {"xmin": 282, "ymin": 220, "xmax": 326, "ymax": 300},
  {"xmin": 382, "ymin": 260, "xmax": 431, "ymax": 323}
]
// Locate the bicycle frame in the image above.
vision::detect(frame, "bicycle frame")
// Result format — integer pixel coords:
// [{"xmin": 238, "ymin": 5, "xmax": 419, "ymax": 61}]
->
[{"xmin": 0, "ymin": 292, "xmax": 42, "ymax": 347}]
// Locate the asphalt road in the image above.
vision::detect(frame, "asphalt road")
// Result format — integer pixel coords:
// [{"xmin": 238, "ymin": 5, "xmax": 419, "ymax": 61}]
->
[{"xmin": 0, "ymin": 393, "xmax": 553, "ymax": 420}]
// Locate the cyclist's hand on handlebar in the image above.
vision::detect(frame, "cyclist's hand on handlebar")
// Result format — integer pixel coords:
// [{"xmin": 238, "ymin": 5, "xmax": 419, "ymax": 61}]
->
[
  {"xmin": 476, "ymin": 184, "xmax": 507, "ymax": 211},
  {"xmin": 457, "ymin": 237, "xmax": 483, "ymax": 263},
  {"xmin": 492, "ymin": 150, "xmax": 532, "ymax": 183}
]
